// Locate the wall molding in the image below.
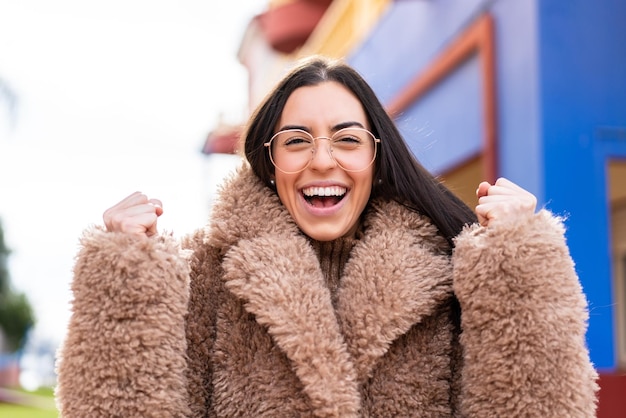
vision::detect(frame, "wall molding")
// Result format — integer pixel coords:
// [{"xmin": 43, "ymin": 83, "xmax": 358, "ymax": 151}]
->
[{"xmin": 386, "ymin": 13, "xmax": 498, "ymax": 182}]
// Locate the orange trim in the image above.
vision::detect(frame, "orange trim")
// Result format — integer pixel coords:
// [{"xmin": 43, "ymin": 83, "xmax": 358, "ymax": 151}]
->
[{"xmin": 386, "ymin": 14, "xmax": 498, "ymax": 183}]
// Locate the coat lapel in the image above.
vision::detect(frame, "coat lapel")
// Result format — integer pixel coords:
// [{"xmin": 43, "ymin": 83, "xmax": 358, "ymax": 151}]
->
[
  {"xmin": 335, "ymin": 201, "xmax": 454, "ymax": 383},
  {"xmin": 222, "ymin": 235, "xmax": 360, "ymax": 417}
]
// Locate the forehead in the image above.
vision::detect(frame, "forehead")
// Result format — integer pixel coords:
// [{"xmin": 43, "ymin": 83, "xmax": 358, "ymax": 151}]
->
[{"xmin": 279, "ymin": 81, "xmax": 368, "ymax": 129}]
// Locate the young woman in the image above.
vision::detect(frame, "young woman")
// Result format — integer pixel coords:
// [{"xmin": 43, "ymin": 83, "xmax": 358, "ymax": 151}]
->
[{"xmin": 55, "ymin": 57, "xmax": 598, "ymax": 417}]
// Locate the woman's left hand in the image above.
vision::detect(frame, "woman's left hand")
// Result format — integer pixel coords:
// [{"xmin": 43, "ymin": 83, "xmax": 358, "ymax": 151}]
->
[{"xmin": 475, "ymin": 178, "xmax": 537, "ymax": 227}]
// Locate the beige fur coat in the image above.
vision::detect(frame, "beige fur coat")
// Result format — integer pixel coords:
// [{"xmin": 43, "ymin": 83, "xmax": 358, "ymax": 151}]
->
[{"xmin": 55, "ymin": 165, "xmax": 598, "ymax": 417}]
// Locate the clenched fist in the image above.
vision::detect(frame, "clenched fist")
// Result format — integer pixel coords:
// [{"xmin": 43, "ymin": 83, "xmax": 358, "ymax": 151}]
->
[
  {"xmin": 103, "ymin": 192, "xmax": 163, "ymax": 237},
  {"xmin": 475, "ymin": 178, "xmax": 537, "ymax": 227}
]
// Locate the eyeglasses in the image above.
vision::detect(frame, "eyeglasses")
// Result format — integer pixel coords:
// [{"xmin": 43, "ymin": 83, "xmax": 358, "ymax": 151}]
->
[{"xmin": 264, "ymin": 127, "xmax": 380, "ymax": 174}]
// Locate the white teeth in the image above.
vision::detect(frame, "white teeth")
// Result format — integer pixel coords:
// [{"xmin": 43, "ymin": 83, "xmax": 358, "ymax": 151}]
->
[{"xmin": 302, "ymin": 186, "xmax": 347, "ymax": 197}]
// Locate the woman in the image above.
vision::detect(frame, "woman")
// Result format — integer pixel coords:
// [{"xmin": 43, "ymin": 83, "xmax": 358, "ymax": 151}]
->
[{"xmin": 55, "ymin": 56, "xmax": 598, "ymax": 417}]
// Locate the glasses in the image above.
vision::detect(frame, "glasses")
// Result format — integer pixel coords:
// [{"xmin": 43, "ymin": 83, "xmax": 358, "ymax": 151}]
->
[{"xmin": 264, "ymin": 127, "xmax": 380, "ymax": 174}]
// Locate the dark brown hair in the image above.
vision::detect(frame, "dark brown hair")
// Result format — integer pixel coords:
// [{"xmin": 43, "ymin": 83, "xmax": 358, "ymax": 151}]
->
[{"xmin": 244, "ymin": 56, "xmax": 477, "ymax": 246}]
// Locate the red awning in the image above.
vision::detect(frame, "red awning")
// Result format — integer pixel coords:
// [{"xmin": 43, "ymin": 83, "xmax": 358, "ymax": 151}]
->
[{"xmin": 257, "ymin": 0, "xmax": 332, "ymax": 54}]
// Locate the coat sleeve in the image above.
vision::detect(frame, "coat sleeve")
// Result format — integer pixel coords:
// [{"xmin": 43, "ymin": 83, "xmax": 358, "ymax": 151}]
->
[
  {"xmin": 452, "ymin": 210, "xmax": 598, "ymax": 417},
  {"xmin": 55, "ymin": 227, "xmax": 191, "ymax": 418},
  {"xmin": 181, "ymin": 230, "xmax": 224, "ymax": 417}
]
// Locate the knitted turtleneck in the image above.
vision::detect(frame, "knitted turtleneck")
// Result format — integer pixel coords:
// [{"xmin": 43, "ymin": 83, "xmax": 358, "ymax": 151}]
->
[{"xmin": 307, "ymin": 236, "xmax": 358, "ymax": 308}]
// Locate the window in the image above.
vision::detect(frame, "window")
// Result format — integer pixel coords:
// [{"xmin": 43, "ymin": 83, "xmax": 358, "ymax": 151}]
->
[
  {"xmin": 616, "ymin": 249, "xmax": 626, "ymax": 369},
  {"xmin": 609, "ymin": 159, "xmax": 626, "ymax": 369}
]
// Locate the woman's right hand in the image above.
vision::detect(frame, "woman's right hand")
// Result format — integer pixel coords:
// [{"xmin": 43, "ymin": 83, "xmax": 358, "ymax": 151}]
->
[{"xmin": 103, "ymin": 192, "xmax": 163, "ymax": 237}]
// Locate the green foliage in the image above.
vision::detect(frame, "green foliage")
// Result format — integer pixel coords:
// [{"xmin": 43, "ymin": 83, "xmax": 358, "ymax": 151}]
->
[
  {"xmin": 0, "ymin": 220, "xmax": 10, "ymax": 294},
  {"xmin": 0, "ymin": 291, "xmax": 35, "ymax": 351},
  {"xmin": 0, "ymin": 219, "xmax": 36, "ymax": 352}
]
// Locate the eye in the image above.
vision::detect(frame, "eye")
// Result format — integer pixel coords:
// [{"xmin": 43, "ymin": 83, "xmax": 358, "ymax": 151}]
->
[
  {"xmin": 277, "ymin": 131, "xmax": 314, "ymax": 150},
  {"xmin": 332, "ymin": 131, "xmax": 363, "ymax": 149},
  {"xmin": 284, "ymin": 135, "xmax": 311, "ymax": 146}
]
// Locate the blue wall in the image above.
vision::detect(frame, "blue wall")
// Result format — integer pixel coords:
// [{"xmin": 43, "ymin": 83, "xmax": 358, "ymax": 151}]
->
[
  {"xmin": 350, "ymin": 0, "xmax": 543, "ymax": 191},
  {"xmin": 348, "ymin": 0, "xmax": 626, "ymax": 370},
  {"xmin": 539, "ymin": 0, "xmax": 626, "ymax": 370},
  {"xmin": 349, "ymin": 0, "xmax": 490, "ymax": 173},
  {"xmin": 397, "ymin": 56, "xmax": 483, "ymax": 174}
]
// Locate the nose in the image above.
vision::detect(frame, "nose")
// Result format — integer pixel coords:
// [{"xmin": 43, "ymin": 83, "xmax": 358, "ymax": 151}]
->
[{"xmin": 309, "ymin": 138, "xmax": 337, "ymax": 171}]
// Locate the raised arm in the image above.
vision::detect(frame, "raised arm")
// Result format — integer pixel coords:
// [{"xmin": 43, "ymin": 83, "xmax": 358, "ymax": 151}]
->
[
  {"xmin": 55, "ymin": 194, "xmax": 191, "ymax": 417},
  {"xmin": 452, "ymin": 178, "xmax": 598, "ymax": 417}
]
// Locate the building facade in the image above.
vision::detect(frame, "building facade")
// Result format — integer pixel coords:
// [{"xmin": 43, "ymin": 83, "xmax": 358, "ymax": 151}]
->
[{"xmin": 220, "ymin": 0, "xmax": 626, "ymax": 414}]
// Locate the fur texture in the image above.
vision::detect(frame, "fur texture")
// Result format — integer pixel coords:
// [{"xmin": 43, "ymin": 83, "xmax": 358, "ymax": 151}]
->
[{"xmin": 56, "ymin": 164, "xmax": 598, "ymax": 417}]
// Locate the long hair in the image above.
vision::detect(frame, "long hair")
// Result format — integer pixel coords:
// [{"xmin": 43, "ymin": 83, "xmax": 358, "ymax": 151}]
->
[{"xmin": 244, "ymin": 56, "xmax": 477, "ymax": 247}]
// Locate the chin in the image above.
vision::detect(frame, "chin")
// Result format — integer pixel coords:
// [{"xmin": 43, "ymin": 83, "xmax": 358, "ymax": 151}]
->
[
  {"xmin": 305, "ymin": 231, "xmax": 338, "ymax": 242},
  {"xmin": 301, "ymin": 225, "xmax": 351, "ymax": 242}
]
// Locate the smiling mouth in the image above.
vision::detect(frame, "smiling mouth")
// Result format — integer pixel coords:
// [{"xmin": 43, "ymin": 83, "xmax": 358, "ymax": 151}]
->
[{"xmin": 301, "ymin": 186, "xmax": 347, "ymax": 208}]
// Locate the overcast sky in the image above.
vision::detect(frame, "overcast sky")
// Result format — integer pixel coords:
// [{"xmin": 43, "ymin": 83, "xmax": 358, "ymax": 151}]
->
[{"xmin": 0, "ymin": 0, "xmax": 264, "ymax": 347}]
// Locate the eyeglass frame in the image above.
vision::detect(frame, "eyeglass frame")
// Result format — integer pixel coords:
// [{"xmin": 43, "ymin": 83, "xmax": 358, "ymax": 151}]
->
[{"xmin": 263, "ymin": 127, "xmax": 381, "ymax": 174}]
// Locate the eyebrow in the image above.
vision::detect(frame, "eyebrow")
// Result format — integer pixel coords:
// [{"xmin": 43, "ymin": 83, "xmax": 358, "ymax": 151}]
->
[{"xmin": 277, "ymin": 121, "xmax": 366, "ymax": 133}]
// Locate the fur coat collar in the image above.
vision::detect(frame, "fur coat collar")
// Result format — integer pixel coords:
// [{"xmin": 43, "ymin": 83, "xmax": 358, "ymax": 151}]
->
[{"xmin": 204, "ymin": 164, "xmax": 455, "ymax": 416}]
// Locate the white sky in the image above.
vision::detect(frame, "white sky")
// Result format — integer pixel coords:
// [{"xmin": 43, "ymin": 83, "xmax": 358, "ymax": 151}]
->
[{"xmin": 0, "ymin": 0, "xmax": 264, "ymax": 347}]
